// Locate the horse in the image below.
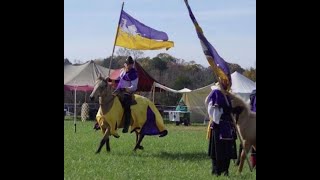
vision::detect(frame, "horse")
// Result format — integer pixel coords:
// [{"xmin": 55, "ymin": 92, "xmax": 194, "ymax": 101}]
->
[
  {"xmin": 89, "ymin": 75, "xmax": 168, "ymax": 154},
  {"xmin": 227, "ymin": 91, "xmax": 256, "ymax": 173}
]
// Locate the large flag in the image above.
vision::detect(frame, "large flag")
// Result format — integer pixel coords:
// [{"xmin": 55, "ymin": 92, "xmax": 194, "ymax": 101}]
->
[
  {"xmin": 115, "ymin": 10, "xmax": 174, "ymax": 50},
  {"xmin": 184, "ymin": 0, "xmax": 231, "ymax": 91}
]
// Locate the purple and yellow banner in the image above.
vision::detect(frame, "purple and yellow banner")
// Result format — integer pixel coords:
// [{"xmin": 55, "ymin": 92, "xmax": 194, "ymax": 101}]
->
[
  {"xmin": 184, "ymin": 0, "xmax": 231, "ymax": 90},
  {"xmin": 115, "ymin": 10, "xmax": 174, "ymax": 50}
]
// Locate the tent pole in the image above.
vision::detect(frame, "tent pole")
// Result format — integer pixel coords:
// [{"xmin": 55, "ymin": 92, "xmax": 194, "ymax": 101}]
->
[
  {"xmin": 152, "ymin": 83, "xmax": 155, "ymax": 103},
  {"xmin": 74, "ymin": 88, "xmax": 77, "ymax": 133}
]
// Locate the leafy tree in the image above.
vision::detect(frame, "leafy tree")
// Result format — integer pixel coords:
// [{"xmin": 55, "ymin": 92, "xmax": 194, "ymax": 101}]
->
[
  {"xmin": 174, "ymin": 76, "xmax": 192, "ymax": 90},
  {"xmin": 243, "ymin": 67, "xmax": 256, "ymax": 82},
  {"xmin": 150, "ymin": 57, "xmax": 168, "ymax": 81}
]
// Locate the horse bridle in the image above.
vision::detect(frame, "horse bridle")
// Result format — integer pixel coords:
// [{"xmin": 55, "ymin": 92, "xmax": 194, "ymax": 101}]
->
[{"xmin": 232, "ymin": 106, "xmax": 244, "ymax": 123}]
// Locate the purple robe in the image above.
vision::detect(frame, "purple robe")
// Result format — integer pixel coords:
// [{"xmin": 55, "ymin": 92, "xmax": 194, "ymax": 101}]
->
[
  {"xmin": 116, "ymin": 68, "xmax": 138, "ymax": 92},
  {"xmin": 208, "ymin": 89, "xmax": 237, "ymax": 165},
  {"xmin": 120, "ymin": 68, "xmax": 138, "ymax": 81},
  {"xmin": 207, "ymin": 89, "xmax": 232, "ymax": 110},
  {"xmin": 250, "ymin": 90, "xmax": 256, "ymax": 112}
]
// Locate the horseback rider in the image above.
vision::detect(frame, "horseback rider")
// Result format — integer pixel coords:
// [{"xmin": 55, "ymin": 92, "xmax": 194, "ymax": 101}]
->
[{"xmin": 113, "ymin": 56, "xmax": 138, "ymax": 133}]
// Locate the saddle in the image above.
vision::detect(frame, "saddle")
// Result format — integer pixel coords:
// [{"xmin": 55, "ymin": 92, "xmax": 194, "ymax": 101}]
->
[{"xmin": 114, "ymin": 89, "xmax": 137, "ymax": 107}]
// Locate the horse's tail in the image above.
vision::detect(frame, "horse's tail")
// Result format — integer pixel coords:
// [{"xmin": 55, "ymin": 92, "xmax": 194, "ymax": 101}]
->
[{"xmin": 130, "ymin": 95, "xmax": 167, "ymax": 137}]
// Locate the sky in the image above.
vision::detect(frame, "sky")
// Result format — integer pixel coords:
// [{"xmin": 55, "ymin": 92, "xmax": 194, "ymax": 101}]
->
[{"xmin": 64, "ymin": 0, "xmax": 256, "ymax": 69}]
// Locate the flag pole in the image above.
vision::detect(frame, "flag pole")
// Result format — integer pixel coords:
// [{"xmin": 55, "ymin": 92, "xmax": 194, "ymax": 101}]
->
[
  {"xmin": 108, "ymin": 2, "xmax": 125, "ymax": 77},
  {"xmin": 74, "ymin": 85, "xmax": 77, "ymax": 133}
]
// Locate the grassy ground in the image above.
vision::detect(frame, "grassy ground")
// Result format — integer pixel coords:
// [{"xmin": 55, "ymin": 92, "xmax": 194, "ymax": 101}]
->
[{"xmin": 64, "ymin": 121, "xmax": 256, "ymax": 180}]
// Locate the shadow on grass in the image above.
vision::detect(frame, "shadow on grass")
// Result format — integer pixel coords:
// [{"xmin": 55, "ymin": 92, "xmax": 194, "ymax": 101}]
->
[
  {"xmin": 101, "ymin": 150, "xmax": 208, "ymax": 161},
  {"xmin": 155, "ymin": 151, "xmax": 208, "ymax": 161}
]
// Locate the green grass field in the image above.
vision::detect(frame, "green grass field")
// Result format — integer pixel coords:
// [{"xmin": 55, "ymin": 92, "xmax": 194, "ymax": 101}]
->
[{"xmin": 64, "ymin": 121, "xmax": 256, "ymax": 180}]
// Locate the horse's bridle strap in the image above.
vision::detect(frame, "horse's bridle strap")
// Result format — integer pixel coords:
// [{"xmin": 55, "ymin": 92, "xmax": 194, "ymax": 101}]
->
[{"xmin": 232, "ymin": 106, "xmax": 244, "ymax": 123}]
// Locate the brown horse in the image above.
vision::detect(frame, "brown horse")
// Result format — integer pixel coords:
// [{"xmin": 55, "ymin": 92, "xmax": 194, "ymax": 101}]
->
[
  {"xmin": 89, "ymin": 76, "xmax": 168, "ymax": 154},
  {"xmin": 227, "ymin": 92, "xmax": 256, "ymax": 173}
]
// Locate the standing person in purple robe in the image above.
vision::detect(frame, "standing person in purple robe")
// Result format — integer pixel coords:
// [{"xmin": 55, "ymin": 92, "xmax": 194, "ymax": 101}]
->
[
  {"xmin": 113, "ymin": 56, "xmax": 139, "ymax": 134},
  {"xmin": 206, "ymin": 83, "xmax": 237, "ymax": 176}
]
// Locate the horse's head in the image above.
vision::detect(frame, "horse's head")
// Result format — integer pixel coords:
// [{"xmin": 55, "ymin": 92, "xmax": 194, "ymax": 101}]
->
[
  {"xmin": 89, "ymin": 74, "xmax": 109, "ymax": 101},
  {"xmin": 226, "ymin": 91, "xmax": 251, "ymax": 122},
  {"xmin": 227, "ymin": 92, "xmax": 247, "ymax": 108}
]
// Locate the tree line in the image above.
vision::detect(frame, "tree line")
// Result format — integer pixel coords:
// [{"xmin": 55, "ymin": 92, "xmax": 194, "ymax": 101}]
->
[{"xmin": 64, "ymin": 48, "xmax": 256, "ymax": 106}]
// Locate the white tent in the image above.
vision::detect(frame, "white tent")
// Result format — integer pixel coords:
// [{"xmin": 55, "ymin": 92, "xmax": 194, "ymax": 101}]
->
[
  {"xmin": 182, "ymin": 71, "xmax": 256, "ymax": 123},
  {"xmin": 226, "ymin": 71, "xmax": 256, "ymax": 103}
]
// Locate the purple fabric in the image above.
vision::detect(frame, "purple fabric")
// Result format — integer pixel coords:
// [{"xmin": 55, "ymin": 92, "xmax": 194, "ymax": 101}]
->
[
  {"xmin": 140, "ymin": 106, "xmax": 161, "ymax": 135},
  {"xmin": 250, "ymin": 90, "xmax": 256, "ymax": 112},
  {"xmin": 121, "ymin": 68, "xmax": 138, "ymax": 81},
  {"xmin": 219, "ymin": 121, "xmax": 233, "ymax": 140},
  {"xmin": 120, "ymin": 10, "xmax": 169, "ymax": 41},
  {"xmin": 184, "ymin": 1, "xmax": 232, "ymax": 89},
  {"xmin": 251, "ymin": 95, "xmax": 256, "ymax": 112},
  {"xmin": 208, "ymin": 89, "xmax": 231, "ymax": 108},
  {"xmin": 208, "ymin": 89, "xmax": 234, "ymax": 140},
  {"xmin": 116, "ymin": 68, "xmax": 138, "ymax": 91}
]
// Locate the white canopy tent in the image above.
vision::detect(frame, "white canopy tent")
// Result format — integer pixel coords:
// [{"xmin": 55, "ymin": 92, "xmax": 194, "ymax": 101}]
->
[{"xmin": 182, "ymin": 71, "xmax": 256, "ymax": 123}]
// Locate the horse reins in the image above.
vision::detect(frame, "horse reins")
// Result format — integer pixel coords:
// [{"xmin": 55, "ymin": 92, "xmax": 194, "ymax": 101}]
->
[{"xmin": 232, "ymin": 106, "xmax": 244, "ymax": 123}]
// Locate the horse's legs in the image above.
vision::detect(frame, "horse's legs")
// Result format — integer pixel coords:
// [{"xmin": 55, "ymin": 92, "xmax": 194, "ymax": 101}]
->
[
  {"xmin": 135, "ymin": 131, "xmax": 144, "ymax": 150},
  {"xmin": 236, "ymin": 144, "xmax": 243, "ymax": 166},
  {"xmin": 134, "ymin": 134, "xmax": 145, "ymax": 151},
  {"xmin": 96, "ymin": 138, "xmax": 106, "ymax": 154},
  {"xmin": 238, "ymin": 142, "xmax": 251, "ymax": 173},
  {"xmin": 135, "ymin": 131, "xmax": 139, "ymax": 143},
  {"xmin": 106, "ymin": 138, "xmax": 110, "ymax": 152},
  {"xmin": 96, "ymin": 128, "xmax": 110, "ymax": 154}
]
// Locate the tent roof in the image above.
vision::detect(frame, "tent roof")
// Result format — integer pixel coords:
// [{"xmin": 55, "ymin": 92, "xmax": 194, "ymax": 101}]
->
[
  {"xmin": 182, "ymin": 71, "xmax": 256, "ymax": 123},
  {"xmin": 153, "ymin": 71, "xmax": 256, "ymax": 94},
  {"xmin": 154, "ymin": 83, "xmax": 192, "ymax": 93},
  {"xmin": 178, "ymin": 88, "xmax": 192, "ymax": 93},
  {"xmin": 209, "ymin": 71, "xmax": 256, "ymax": 93},
  {"xmin": 230, "ymin": 71, "xmax": 256, "ymax": 93},
  {"xmin": 64, "ymin": 61, "xmax": 113, "ymax": 92}
]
